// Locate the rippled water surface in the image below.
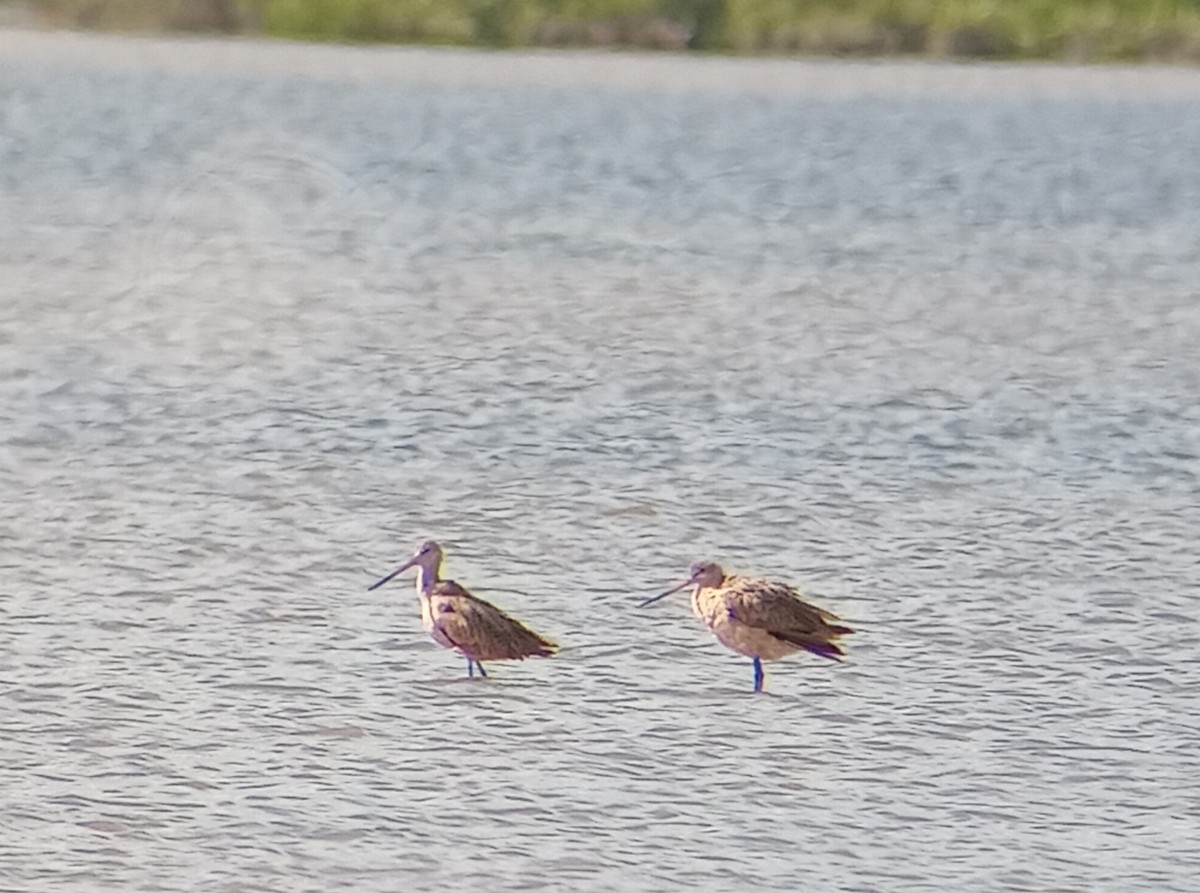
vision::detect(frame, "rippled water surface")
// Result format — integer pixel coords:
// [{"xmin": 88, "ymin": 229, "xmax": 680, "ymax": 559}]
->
[{"xmin": 3, "ymin": 30, "xmax": 1200, "ymax": 892}]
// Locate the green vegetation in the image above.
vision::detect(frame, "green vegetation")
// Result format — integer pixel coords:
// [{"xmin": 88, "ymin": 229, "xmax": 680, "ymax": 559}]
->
[{"xmin": 14, "ymin": 0, "xmax": 1200, "ymax": 61}]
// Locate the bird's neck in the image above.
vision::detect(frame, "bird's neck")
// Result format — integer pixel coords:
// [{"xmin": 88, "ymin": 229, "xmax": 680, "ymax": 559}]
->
[
  {"xmin": 414, "ymin": 563, "xmax": 440, "ymax": 597},
  {"xmin": 690, "ymin": 579, "xmax": 725, "ymax": 615}
]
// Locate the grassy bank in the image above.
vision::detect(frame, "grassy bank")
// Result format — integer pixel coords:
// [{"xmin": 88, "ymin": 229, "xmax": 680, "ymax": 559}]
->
[{"xmin": 13, "ymin": 0, "xmax": 1200, "ymax": 61}]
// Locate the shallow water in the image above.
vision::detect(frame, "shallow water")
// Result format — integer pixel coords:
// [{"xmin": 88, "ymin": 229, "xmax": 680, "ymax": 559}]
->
[{"xmin": 2, "ymin": 30, "xmax": 1199, "ymax": 893}]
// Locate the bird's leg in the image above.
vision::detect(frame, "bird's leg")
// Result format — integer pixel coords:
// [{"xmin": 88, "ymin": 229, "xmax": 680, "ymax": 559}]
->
[
  {"xmin": 475, "ymin": 661, "xmax": 489, "ymax": 679},
  {"xmin": 752, "ymin": 658, "xmax": 764, "ymax": 693},
  {"xmin": 466, "ymin": 657, "xmax": 474, "ymax": 678}
]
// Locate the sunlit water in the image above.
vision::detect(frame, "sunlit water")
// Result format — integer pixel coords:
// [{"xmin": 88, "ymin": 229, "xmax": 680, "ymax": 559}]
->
[{"xmin": 3, "ymin": 30, "xmax": 1199, "ymax": 893}]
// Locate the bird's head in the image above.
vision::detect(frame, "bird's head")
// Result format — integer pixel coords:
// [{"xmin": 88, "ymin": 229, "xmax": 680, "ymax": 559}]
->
[
  {"xmin": 638, "ymin": 561, "xmax": 725, "ymax": 607},
  {"xmin": 367, "ymin": 539, "xmax": 443, "ymax": 591}
]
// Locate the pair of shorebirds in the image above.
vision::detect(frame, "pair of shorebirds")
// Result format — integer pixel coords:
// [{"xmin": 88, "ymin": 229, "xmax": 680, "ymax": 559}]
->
[{"xmin": 369, "ymin": 540, "xmax": 853, "ymax": 693}]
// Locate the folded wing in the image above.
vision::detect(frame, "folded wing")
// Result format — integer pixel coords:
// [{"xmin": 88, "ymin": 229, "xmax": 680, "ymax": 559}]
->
[
  {"xmin": 722, "ymin": 577, "xmax": 853, "ymax": 660},
  {"xmin": 429, "ymin": 580, "xmax": 558, "ymax": 662}
]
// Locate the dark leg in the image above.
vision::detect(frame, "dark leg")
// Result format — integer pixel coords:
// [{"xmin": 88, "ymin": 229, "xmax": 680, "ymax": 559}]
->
[
  {"xmin": 752, "ymin": 658, "xmax": 764, "ymax": 693},
  {"xmin": 467, "ymin": 657, "xmax": 474, "ymax": 677},
  {"xmin": 475, "ymin": 661, "xmax": 489, "ymax": 678}
]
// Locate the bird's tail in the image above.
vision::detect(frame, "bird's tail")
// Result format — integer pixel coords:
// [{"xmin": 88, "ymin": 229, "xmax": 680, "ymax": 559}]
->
[
  {"xmin": 532, "ymin": 632, "xmax": 559, "ymax": 657},
  {"xmin": 773, "ymin": 628, "xmax": 847, "ymax": 659},
  {"xmin": 826, "ymin": 624, "xmax": 854, "ymax": 637},
  {"xmin": 802, "ymin": 640, "xmax": 845, "ymax": 661}
]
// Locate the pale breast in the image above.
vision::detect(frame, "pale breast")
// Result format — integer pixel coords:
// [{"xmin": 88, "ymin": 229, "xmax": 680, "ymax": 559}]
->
[{"xmin": 421, "ymin": 595, "xmax": 460, "ymax": 651}]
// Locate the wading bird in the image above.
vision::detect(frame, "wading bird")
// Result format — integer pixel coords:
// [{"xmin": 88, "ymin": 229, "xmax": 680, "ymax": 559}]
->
[
  {"xmin": 368, "ymin": 540, "xmax": 557, "ymax": 678},
  {"xmin": 639, "ymin": 561, "xmax": 853, "ymax": 693}
]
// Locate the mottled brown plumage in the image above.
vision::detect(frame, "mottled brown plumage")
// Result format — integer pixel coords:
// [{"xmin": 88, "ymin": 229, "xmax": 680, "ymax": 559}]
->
[
  {"xmin": 369, "ymin": 541, "xmax": 558, "ymax": 678},
  {"xmin": 709, "ymin": 574, "xmax": 851, "ymax": 658},
  {"xmin": 640, "ymin": 561, "xmax": 853, "ymax": 692},
  {"xmin": 424, "ymin": 579, "xmax": 557, "ymax": 662}
]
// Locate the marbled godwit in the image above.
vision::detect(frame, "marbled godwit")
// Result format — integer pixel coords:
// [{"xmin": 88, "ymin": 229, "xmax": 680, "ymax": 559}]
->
[
  {"xmin": 368, "ymin": 540, "xmax": 557, "ymax": 678},
  {"xmin": 639, "ymin": 562, "xmax": 853, "ymax": 692}
]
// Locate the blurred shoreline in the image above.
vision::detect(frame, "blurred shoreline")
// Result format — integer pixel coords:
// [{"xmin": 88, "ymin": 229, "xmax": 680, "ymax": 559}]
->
[
  {"xmin": 5, "ymin": 27, "xmax": 1200, "ymax": 100},
  {"xmin": 5, "ymin": 0, "xmax": 1200, "ymax": 64}
]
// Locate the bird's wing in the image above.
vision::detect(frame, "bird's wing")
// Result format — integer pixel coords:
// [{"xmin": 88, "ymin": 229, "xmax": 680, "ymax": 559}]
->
[
  {"xmin": 430, "ymin": 582, "xmax": 557, "ymax": 661},
  {"xmin": 722, "ymin": 577, "xmax": 852, "ymax": 653},
  {"xmin": 722, "ymin": 578, "xmax": 831, "ymax": 632}
]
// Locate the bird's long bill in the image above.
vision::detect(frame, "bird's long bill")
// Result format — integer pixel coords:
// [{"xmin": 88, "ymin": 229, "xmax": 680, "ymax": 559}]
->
[
  {"xmin": 637, "ymin": 577, "xmax": 694, "ymax": 608},
  {"xmin": 367, "ymin": 555, "xmax": 419, "ymax": 591}
]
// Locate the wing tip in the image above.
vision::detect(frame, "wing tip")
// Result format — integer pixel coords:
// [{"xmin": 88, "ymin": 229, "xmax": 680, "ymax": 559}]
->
[{"xmin": 803, "ymin": 640, "xmax": 846, "ymax": 660}]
